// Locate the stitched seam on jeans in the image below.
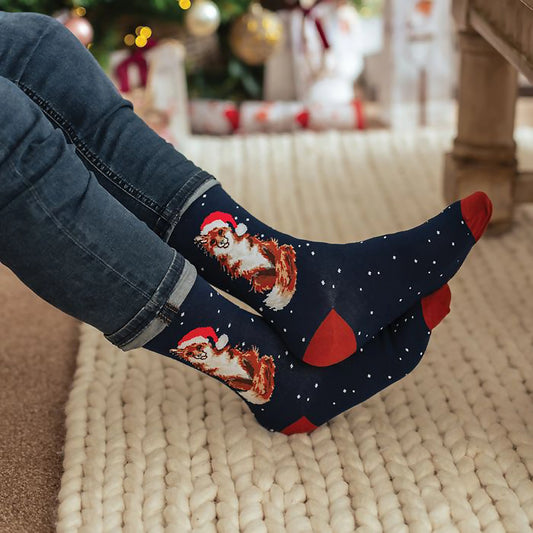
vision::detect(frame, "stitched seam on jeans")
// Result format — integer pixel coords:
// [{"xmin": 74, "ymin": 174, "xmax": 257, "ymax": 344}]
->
[
  {"xmin": 6, "ymin": 158, "xmax": 154, "ymax": 302},
  {"xmin": 159, "ymin": 301, "xmax": 181, "ymax": 323},
  {"xmin": 15, "ymin": 82, "xmax": 212, "ymax": 238},
  {"xmin": 165, "ymin": 302, "xmax": 180, "ymax": 313},
  {"xmin": 158, "ymin": 306, "xmax": 174, "ymax": 325},
  {"xmin": 16, "ymin": 82, "xmax": 166, "ymax": 219}
]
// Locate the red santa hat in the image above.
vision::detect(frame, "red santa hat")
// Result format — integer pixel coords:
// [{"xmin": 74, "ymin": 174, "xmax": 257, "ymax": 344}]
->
[
  {"xmin": 199, "ymin": 211, "xmax": 248, "ymax": 237},
  {"xmin": 177, "ymin": 326, "xmax": 229, "ymax": 350}
]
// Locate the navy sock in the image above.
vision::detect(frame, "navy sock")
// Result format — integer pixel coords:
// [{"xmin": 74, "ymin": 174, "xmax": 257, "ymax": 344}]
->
[
  {"xmin": 144, "ymin": 272, "xmax": 451, "ymax": 434},
  {"xmin": 170, "ymin": 184, "xmax": 490, "ymax": 366}
]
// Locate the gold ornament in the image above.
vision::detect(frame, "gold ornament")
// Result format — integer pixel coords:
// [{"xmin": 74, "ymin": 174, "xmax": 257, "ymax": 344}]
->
[
  {"xmin": 229, "ymin": 3, "xmax": 282, "ymax": 66},
  {"xmin": 185, "ymin": 0, "xmax": 221, "ymax": 37}
]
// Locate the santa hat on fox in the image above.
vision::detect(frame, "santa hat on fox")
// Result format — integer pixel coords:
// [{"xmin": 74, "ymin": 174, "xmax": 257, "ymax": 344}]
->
[
  {"xmin": 199, "ymin": 211, "xmax": 248, "ymax": 237},
  {"xmin": 177, "ymin": 327, "xmax": 229, "ymax": 350}
]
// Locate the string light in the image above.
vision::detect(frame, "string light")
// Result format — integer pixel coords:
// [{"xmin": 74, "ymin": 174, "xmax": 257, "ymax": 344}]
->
[
  {"xmin": 140, "ymin": 26, "xmax": 152, "ymax": 38},
  {"xmin": 124, "ymin": 33, "xmax": 135, "ymax": 46},
  {"xmin": 74, "ymin": 6, "xmax": 86, "ymax": 16},
  {"xmin": 179, "ymin": 0, "xmax": 192, "ymax": 10},
  {"xmin": 123, "ymin": 26, "xmax": 153, "ymax": 48},
  {"xmin": 135, "ymin": 35, "xmax": 148, "ymax": 47}
]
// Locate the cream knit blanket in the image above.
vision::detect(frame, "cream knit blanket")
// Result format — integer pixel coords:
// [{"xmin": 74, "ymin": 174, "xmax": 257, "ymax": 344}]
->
[{"xmin": 57, "ymin": 129, "xmax": 533, "ymax": 532}]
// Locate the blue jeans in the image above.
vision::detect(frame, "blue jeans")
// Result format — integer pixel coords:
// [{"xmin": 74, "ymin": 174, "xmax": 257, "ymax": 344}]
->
[{"xmin": 0, "ymin": 11, "xmax": 217, "ymax": 349}]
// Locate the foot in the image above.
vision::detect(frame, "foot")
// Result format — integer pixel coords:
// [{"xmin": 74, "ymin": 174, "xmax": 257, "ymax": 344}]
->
[
  {"xmin": 145, "ymin": 274, "xmax": 451, "ymax": 434},
  {"xmin": 171, "ymin": 184, "xmax": 490, "ymax": 367},
  {"xmin": 263, "ymin": 284, "xmax": 451, "ymax": 434}
]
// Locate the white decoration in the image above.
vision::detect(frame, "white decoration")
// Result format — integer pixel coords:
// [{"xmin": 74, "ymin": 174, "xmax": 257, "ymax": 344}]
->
[
  {"xmin": 365, "ymin": 0, "xmax": 456, "ymax": 128},
  {"xmin": 235, "ymin": 223, "xmax": 248, "ymax": 237},
  {"xmin": 185, "ymin": 0, "xmax": 221, "ymax": 37},
  {"xmin": 264, "ymin": 3, "xmax": 364, "ymax": 104},
  {"xmin": 215, "ymin": 334, "xmax": 229, "ymax": 349}
]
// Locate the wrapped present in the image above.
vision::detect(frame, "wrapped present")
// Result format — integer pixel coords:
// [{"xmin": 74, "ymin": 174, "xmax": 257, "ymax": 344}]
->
[
  {"xmin": 113, "ymin": 40, "xmax": 158, "ymax": 93},
  {"xmin": 144, "ymin": 40, "xmax": 190, "ymax": 148},
  {"xmin": 189, "ymin": 99, "xmax": 240, "ymax": 135},
  {"xmin": 238, "ymin": 101, "xmax": 308, "ymax": 133},
  {"xmin": 108, "ymin": 39, "xmax": 190, "ymax": 149},
  {"xmin": 189, "ymin": 98, "xmax": 364, "ymax": 134},
  {"xmin": 307, "ymin": 99, "xmax": 365, "ymax": 130}
]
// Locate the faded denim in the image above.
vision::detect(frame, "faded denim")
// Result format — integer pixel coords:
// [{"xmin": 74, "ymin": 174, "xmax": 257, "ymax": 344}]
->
[{"xmin": 0, "ymin": 11, "xmax": 214, "ymax": 349}]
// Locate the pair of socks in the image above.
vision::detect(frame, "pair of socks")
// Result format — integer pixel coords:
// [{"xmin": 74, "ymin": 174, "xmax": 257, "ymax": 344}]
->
[{"xmin": 145, "ymin": 187, "xmax": 492, "ymax": 434}]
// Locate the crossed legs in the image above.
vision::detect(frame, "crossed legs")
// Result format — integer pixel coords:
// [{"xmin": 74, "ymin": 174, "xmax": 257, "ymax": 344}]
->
[{"xmin": 0, "ymin": 12, "xmax": 490, "ymax": 433}]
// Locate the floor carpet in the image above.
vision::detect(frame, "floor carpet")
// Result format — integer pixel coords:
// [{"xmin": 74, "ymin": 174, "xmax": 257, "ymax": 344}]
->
[
  {"xmin": 54, "ymin": 128, "xmax": 533, "ymax": 532},
  {"xmin": 0, "ymin": 264, "xmax": 79, "ymax": 532}
]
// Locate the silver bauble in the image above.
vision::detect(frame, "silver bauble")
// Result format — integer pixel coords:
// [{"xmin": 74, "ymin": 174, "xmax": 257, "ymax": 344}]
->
[{"xmin": 185, "ymin": 0, "xmax": 221, "ymax": 37}]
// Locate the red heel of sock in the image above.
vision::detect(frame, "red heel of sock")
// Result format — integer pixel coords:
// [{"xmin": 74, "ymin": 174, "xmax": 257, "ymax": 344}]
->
[{"xmin": 302, "ymin": 309, "xmax": 357, "ymax": 367}]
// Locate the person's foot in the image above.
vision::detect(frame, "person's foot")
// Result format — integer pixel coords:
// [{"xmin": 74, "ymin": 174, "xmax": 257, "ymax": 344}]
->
[
  {"xmin": 171, "ymin": 185, "xmax": 490, "ymax": 366},
  {"xmin": 261, "ymin": 285, "xmax": 451, "ymax": 434},
  {"xmin": 145, "ymin": 274, "xmax": 451, "ymax": 434}
]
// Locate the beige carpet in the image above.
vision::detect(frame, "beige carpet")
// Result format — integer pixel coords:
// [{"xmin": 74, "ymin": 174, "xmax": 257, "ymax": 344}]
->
[{"xmin": 57, "ymin": 129, "xmax": 533, "ymax": 532}]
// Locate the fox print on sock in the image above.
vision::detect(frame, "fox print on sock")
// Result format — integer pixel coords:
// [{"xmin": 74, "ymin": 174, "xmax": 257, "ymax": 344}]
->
[
  {"xmin": 194, "ymin": 211, "xmax": 297, "ymax": 311},
  {"xmin": 145, "ymin": 276, "xmax": 452, "ymax": 434},
  {"xmin": 170, "ymin": 326, "xmax": 275, "ymax": 404},
  {"xmin": 170, "ymin": 184, "xmax": 492, "ymax": 367}
]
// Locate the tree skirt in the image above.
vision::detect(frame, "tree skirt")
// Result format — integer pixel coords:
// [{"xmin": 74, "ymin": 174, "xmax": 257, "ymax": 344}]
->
[{"xmin": 57, "ymin": 129, "xmax": 533, "ymax": 532}]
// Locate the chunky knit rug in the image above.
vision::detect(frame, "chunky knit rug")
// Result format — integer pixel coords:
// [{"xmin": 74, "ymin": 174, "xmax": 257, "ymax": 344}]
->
[{"xmin": 57, "ymin": 129, "xmax": 533, "ymax": 532}]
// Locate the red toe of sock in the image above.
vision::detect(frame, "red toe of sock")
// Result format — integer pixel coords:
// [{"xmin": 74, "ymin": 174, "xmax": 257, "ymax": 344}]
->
[
  {"xmin": 421, "ymin": 284, "xmax": 451, "ymax": 330},
  {"xmin": 460, "ymin": 191, "xmax": 493, "ymax": 241}
]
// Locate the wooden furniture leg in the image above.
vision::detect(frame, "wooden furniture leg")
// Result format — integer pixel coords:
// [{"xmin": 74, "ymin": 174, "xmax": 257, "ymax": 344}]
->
[{"xmin": 444, "ymin": 30, "xmax": 518, "ymax": 233}]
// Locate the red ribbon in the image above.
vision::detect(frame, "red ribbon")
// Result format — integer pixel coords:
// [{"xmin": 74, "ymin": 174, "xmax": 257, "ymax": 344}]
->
[
  {"xmin": 352, "ymin": 98, "xmax": 365, "ymax": 130},
  {"xmin": 115, "ymin": 39, "xmax": 158, "ymax": 93},
  {"xmin": 300, "ymin": 2, "xmax": 330, "ymax": 50}
]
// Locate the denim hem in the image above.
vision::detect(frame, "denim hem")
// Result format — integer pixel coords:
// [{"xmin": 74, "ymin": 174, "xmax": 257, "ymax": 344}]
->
[
  {"xmin": 160, "ymin": 177, "xmax": 220, "ymax": 242},
  {"xmin": 104, "ymin": 253, "xmax": 196, "ymax": 350}
]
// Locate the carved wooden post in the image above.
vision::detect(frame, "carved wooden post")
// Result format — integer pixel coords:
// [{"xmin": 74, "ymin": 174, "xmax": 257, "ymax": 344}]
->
[{"xmin": 444, "ymin": 24, "xmax": 518, "ymax": 233}]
